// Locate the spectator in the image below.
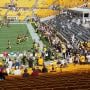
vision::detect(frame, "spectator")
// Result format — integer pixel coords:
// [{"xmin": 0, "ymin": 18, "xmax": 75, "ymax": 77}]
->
[
  {"xmin": 14, "ymin": 66, "xmax": 21, "ymax": 75},
  {"xmin": 73, "ymin": 54, "xmax": 79, "ymax": 65},
  {"xmin": 0, "ymin": 67, "xmax": 8, "ymax": 80},
  {"xmin": 28, "ymin": 56, "xmax": 33, "ymax": 68},
  {"xmin": 36, "ymin": 67, "xmax": 41, "ymax": 72},
  {"xmin": 86, "ymin": 53, "xmax": 90, "ymax": 63},
  {"xmin": 22, "ymin": 68, "xmax": 30, "ymax": 78},
  {"xmin": 15, "ymin": 60, "xmax": 20, "ymax": 67},
  {"xmin": 2, "ymin": 68, "xmax": 8, "ymax": 80},
  {"xmin": 79, "ymin": 55, "xmax": 86, "ymax": 64},
  {"xmin": 42, "ymin": 65, "xmax": 48, "ymax": 73},
  {"xmin": 60, "ymin": 59, "xmax": 66, "ymax": 68},
  {"xmin": 38, "ymin": 57, "xmax": 44, "ymax": 66},
  {"xmin": 50, "ymin": 64, "xmax": 56, "ymax": 72},
  {"xmin": 31, "ymin": 68, "xmax": 39, "ymax": 76},
  {"xmin": 8, "ymin": 59, "xmax": 13, "ymax": 69},
  {"xmin": 21, "ymin": 55, "xmax": 27, "ymax": 65}
]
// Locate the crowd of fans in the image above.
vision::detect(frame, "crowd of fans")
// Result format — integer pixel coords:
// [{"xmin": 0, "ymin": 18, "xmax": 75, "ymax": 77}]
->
[
  {"xmin": 34, "ymin": 14, "xmax": 90, "ymax": 65},
  {"xmin": 0, "ymin": 13, "xmax": 90, "ymax": 80}
]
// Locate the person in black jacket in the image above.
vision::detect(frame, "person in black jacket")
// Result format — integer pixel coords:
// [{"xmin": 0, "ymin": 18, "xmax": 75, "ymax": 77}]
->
[
  {"xmin": 28, "ymin": 56, "xmax": 33, "ymax": 68},
  {"xmin": 0, "ymin": 68, "xmax": 8, "ymax": 80},
  {"xmin": 42, "ymin": 65, "xmax": 48, "ymax": 73}
]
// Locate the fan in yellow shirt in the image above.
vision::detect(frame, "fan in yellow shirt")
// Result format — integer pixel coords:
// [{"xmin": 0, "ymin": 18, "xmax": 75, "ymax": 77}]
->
[
  {"xmin": 38, "ymin": 57, "xmax": 44, "ymax": 66},
  {"xmin": 0, "ymin": 61, "xmax": 3, "ymax": 66},
  {"xmin": 79, "ymin": 55, "xmax": 86, "ymax": 64},
  {"xmin": 61, "ymin": 43, "xmax": 66, "ymax": 53}
]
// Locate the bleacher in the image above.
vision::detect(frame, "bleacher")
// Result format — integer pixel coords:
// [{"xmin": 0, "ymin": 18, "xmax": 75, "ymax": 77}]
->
[
  {"xmin": 14, "ymin": 0, "xmax": 35, "ymax": 8},
  {"xmin": 0, "ymin": 71, "xmax": 89, "ymax": 90},
  {"xmin": 0, "ymin": 0, "xmax": 90, "ymax": 20},
  {"xmin": 15, "ymin": 0, "xmax": 54, "ymax": 8},
  {"xmin": 0, "ymin": 0, "xmax": 10, "ymax": 7},
  {"xmin": 50, "ymin": 14, "xmax": 90, "ymax": 43},
  {"xmin": 0, "ymin": 9, "xmax": 8, "ymax": 16},
  {"xmin": 59, "ymin": 0, "xmax": 88, "ymax": 8},
  {"xmin": 0, "ymin": 1, "xmax": 90, "ymax": 90},
  {"xmin": 0, "ymin": 0, "xmax": 59, "ymax": 20}
]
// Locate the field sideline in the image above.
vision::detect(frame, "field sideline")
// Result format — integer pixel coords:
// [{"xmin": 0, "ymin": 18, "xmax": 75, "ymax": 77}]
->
[{"xmin": 0, "ymin": 24, "xmax": 33, "ymax": 53}]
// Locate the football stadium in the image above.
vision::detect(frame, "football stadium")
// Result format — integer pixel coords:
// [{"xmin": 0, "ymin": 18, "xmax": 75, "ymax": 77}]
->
[{"xmin": 0, "ymin": 0, "xmax": 90, "ymax": 90}]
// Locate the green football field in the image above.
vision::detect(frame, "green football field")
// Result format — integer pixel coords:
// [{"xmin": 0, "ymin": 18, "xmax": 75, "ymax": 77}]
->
[{"xmin": 0, "ymin": 24, "xmax": 33, "ymax": 53}]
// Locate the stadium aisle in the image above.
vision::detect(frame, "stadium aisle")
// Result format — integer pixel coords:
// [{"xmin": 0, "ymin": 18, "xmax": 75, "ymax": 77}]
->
[{"xmin": 26, "ymin": 23, "xmax": 44, "ymax": 51}]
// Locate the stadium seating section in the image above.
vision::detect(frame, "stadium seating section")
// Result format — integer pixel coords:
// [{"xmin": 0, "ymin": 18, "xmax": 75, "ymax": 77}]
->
[
  {"xmin": 51, "ymin": 14, "xmax": 90, "ymax": 42},
  {"xmin": 0, "ymin": 0, "xmax": 59, "ymax": 20},
  {"xmin": 0, "ymin": 0, "xmax": 90, "ymax": 20},
  {"xmin": 0, "ymin": 0, "xmax": 89, "ymax": 8},
  {"xmin": 59, "ymin": 0, "xmax": 87, "ymax": 8},
  {"xmin": 0, "ymin": 71, "xmax": 90, "ymax": 90}
]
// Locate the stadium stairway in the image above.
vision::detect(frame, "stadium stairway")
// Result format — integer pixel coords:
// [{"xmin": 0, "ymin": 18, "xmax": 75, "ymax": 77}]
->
[{"xmin": 26, "ymin": 23, "xmax": 43, "ymax": 51}]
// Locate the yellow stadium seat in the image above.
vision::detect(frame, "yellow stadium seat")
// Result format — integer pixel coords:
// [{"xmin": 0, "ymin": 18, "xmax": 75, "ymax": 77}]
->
[{"xmin": 0, "ymin": 0, "xmax": 89, "ymax": 19}]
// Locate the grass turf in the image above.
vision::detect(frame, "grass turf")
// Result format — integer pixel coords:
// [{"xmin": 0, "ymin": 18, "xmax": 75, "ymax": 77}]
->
[{"xmin": 0, "ymin": 24, "xmax": 33, "ymax": 53}]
